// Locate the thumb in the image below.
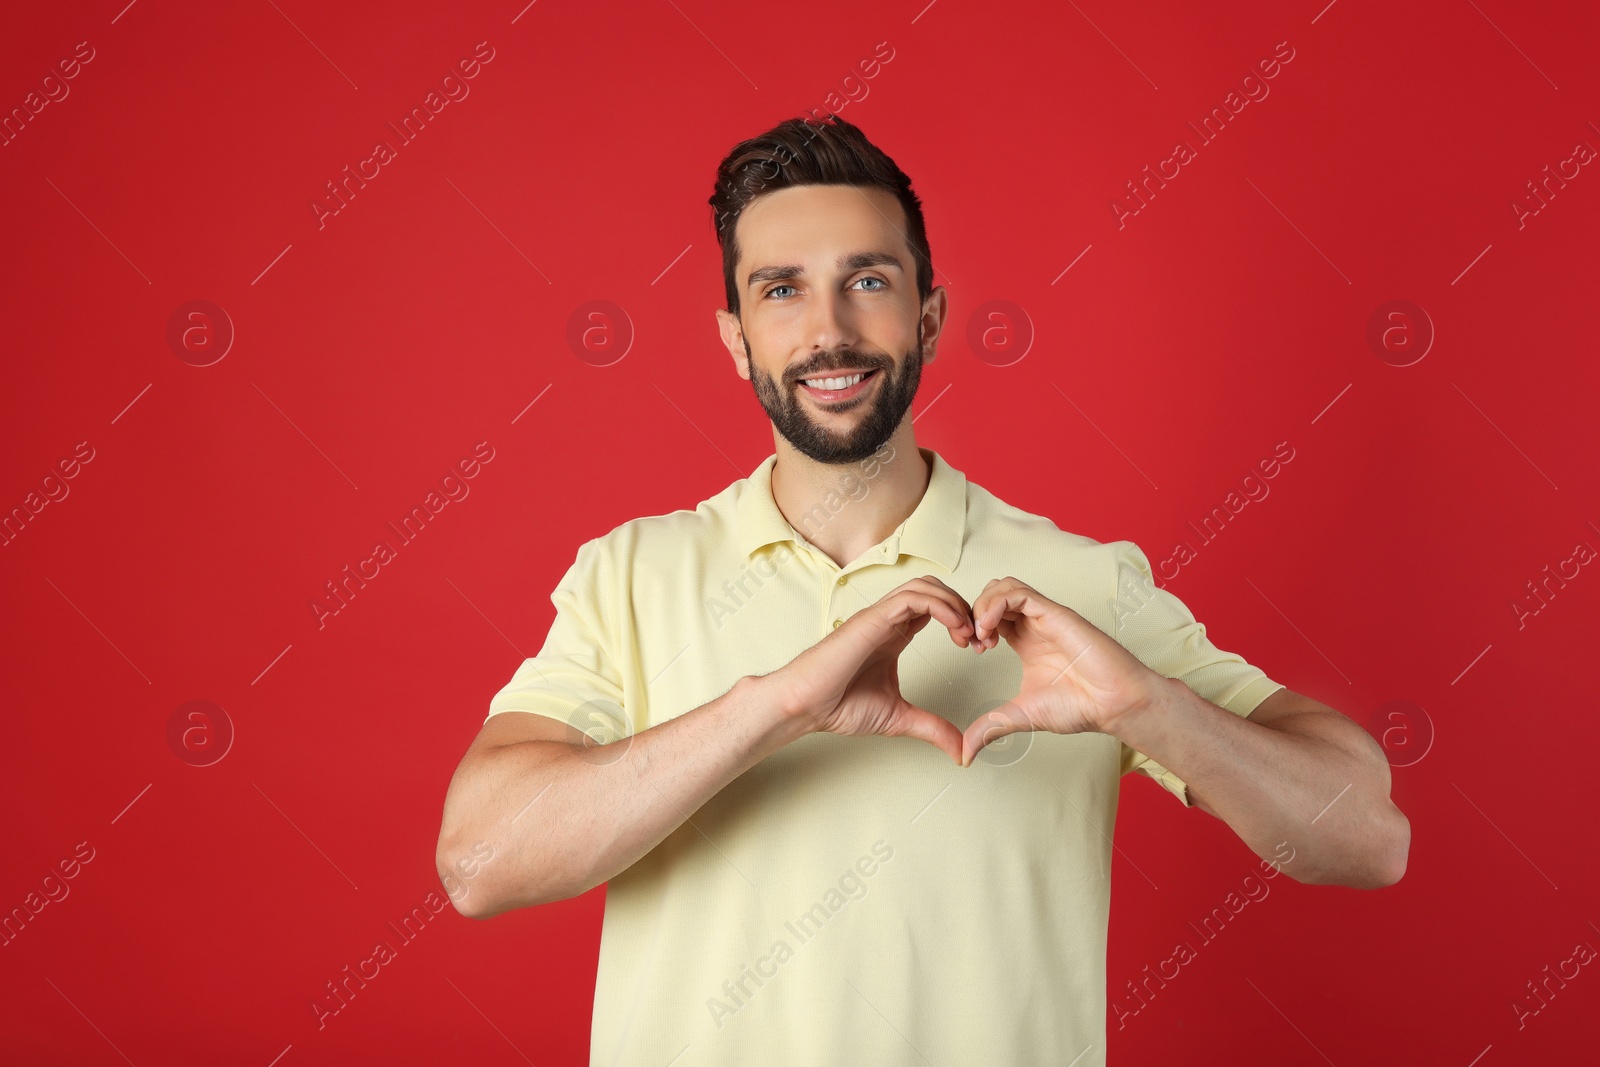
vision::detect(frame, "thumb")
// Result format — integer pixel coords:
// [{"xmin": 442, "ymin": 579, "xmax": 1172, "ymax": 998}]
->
[
  {"xmin": 888, "ymin": 700, "xmax": 964, "ymax": 765},
  {"xmin": 961, "ymin": 702, "xmax": 1035, "ymax": 768}
]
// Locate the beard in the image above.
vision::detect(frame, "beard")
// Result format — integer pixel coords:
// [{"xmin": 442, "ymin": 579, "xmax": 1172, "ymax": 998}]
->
[{"xmin": 745, "ymin": 334, "xmax": 923, "ymax": 465}]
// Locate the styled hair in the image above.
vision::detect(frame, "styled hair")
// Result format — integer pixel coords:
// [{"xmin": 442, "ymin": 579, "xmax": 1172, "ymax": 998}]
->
[{"xmin": 708, "ymin": 114, "xmax": 933, "ymax": 317}]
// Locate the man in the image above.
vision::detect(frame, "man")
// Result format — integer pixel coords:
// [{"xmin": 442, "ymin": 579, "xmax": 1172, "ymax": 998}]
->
[{"xmin": 435, "ymin": 114, "xmax": 1409, "ymax": 1066}]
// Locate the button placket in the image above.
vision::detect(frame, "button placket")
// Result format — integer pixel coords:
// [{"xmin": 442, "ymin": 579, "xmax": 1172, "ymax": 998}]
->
[
  {"xmin": 828, "ymin": 568, "xmax": 850, "ymax": 633},
  {"xmin": 824, "ymin": 551, "xmax": 890, "ymax": 634}
]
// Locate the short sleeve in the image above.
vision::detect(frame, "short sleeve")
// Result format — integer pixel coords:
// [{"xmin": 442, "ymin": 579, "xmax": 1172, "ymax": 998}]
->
[
  {"xmin": 485, "ymin": 537, "xmax": 630, "ymax": 744},
  {"xmin": 1109, "ymin": 540, "xmax": 1285, "ymax": 807}
]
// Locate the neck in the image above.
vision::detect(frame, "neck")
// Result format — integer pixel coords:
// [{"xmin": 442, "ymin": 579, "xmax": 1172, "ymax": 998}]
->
[{"xmin": 768, "ymin": 422, "xmax": 928, "ymax": 569}]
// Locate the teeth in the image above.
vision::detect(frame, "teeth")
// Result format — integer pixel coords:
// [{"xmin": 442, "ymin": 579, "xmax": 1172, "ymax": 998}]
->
[{"xmin": 802, "ymin": 372, "xmax": 866, "ymax": 390}]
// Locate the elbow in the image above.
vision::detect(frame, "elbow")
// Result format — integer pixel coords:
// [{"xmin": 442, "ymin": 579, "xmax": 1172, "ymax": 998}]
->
[
  {"xmin": 1290, "ymin": 803, "xmax": 1410, "ymax": 890},
  {"xmin": 1346, "ymin": 802, "xmax": 1411, "ymax": 890},
  {"xmin": 1344, "ymin": 751, "xmax": 1411, "ymax": 889},
  {"xmin": 444, "ymin": 869, "xmax": 497, "ymax": 920},
  {"xmin": 435, "ymin": 834, "xmax": 588, "ymax": 918},
  {"xmin": 436, "ymin": 851, "xmax": 517, "ymax": 920},
  {"xmin": 435, "ymin": 835, "xmax": 489, "ymax": 920},
  {"xmin": 448, "ymin": 889, "xmax": 494, "ymax": 922},
  {"xmin": 453, "ymin": 892, "xmax": 510, "ymax": 922},
  {"xmin": 456, "ymin": 875, "xmax": 588, "ymax": 918},
  {"xmin": 435, "ymin": 832, "xmax": 517, "ymax": 920},
  {"xmin": 1374, "ymin": 805, "xmax": 1411, "ymax": 888},
  {"xmin": 435, "ymin": 752, "xmax": 597, "ymax": 916}
]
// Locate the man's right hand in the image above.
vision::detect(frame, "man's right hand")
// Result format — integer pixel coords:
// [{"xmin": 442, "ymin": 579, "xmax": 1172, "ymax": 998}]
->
[{"xmin": 760, "ymin": 576, "xmax": 980, "ymax": 763}]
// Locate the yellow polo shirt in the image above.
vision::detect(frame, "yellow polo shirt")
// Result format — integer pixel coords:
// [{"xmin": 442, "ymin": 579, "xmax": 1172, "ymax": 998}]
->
[{"xmin": 486, "ymin": 445, "xmax": 1283, "ymax": 1066}]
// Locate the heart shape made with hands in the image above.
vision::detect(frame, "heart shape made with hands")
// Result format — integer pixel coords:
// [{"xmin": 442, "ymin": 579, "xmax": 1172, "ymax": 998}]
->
[{"xmin": 949, "ymin": 576, "xmax": 1170, "ymax": 768}]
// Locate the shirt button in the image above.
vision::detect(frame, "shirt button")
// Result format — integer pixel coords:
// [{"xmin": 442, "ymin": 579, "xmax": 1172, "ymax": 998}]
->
[
  {"xmin": 836, "ymin": 575, "xmax": 848, "ymax": 586},
  {"xmin": 832, "ymin": 618, "xmax": 843, "ymax": 629}
]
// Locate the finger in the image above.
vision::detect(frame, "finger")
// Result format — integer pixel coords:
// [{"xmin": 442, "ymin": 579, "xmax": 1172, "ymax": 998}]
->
[
  {"xmin": 972, "ymin": 580, "xmax": 1040, "ymax": 627},
  {"xmin": 892, "ymin": 702, "xmax": 965, "ymax": 765},
  {"xmin": 976, "ymin": 611, "xmax": 1021, "ymax": 652},
  {"xmin": 877, "ymin": 589, "xmax": 976, "ymax": 647},
  {"xmin": 972, "ymin": 582, "xmax": 1052, "ymax": 644},
  {"xmin": 921, "ymin": 582, "xmax": 980, "ymax": 644},
  {"xmin": 960, "ymin": 701, "xmax": 1035, "ymax": 767},
  {"xmin": 891, "ymin": 576, "xmax": 977, "ymax": 633},
  {"xmin": 899, "ymin": 612, "xmax": 933, "ymax": 643},
  {"xmin": 913, "ymin": 574, "xmax": 976, "ymax": 623},
  {"xmin": 837, "ymin": 596, "xmax": 968, "ymax": 686}
]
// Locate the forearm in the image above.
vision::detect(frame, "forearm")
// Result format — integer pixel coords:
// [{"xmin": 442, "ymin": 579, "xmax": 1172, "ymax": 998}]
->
[
  {"xmin": 442, "ymin": 674, "xmax": 808, "ymax": 917},
  {"xmin": 1112, "ymin": 678, "xmax": 1407, "ymax": 888}
]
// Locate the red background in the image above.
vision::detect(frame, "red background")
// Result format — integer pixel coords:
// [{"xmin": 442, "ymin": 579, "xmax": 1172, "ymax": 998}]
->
[{"xmin": 3, "ymin": 0, "xmax": 1597, "ymax": 1063}]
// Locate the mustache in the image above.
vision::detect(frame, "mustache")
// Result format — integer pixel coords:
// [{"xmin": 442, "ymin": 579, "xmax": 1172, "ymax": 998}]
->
[{"xmin": 788, "ymin": 354, "xmax": 892, "ymax": 381}]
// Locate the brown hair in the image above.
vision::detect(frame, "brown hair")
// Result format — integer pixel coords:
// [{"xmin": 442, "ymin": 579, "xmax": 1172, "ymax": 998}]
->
[{"xmin": 709, "ymin": 114, "xmax": 933, "ymax": 317}]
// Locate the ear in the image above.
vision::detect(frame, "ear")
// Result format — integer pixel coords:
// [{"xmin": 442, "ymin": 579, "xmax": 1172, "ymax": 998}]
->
[
  {"xmin": 919, "ymin": 285, "xmax": 949, "ymax": 367},
  {"xmin": 715, "ymin": 307, "xmax": 751, "ymax": 381}
]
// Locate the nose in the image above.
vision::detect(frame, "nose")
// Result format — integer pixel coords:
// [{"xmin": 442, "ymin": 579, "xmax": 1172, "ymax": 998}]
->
[{"xmin": 802, "ymin": 285, "xmax": 860, "ymax": 363}]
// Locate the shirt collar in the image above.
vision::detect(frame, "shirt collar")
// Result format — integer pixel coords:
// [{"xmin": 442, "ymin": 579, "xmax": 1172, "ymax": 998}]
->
[{"xmin": 735, "ymin": 446, "xmax": 967, "ymax": 572}]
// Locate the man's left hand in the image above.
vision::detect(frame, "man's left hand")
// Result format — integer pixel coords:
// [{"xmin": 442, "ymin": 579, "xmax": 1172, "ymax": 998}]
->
[{"xmin": 960, "ymin": 577, "xmax": 1169, "ymax": 767}]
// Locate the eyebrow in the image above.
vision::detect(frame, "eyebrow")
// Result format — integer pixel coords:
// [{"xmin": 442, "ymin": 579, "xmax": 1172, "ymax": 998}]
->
[{"xmin": 745, "ymin": 251, "xmax": 904, "ymax": 292}]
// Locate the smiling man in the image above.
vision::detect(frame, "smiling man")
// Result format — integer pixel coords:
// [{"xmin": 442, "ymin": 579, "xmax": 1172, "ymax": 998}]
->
[{"xmin": 435, "ymin": 114, "xmax": 1409, "ymax": 1066}]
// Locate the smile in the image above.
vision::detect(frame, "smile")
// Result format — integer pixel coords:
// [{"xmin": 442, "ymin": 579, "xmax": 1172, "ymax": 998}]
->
[{"xmin": 797, "ymin": 368, "xmax": 878, "ymax": 402}]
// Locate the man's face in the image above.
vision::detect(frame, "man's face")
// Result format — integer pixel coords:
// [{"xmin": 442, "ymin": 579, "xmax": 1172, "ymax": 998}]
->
[{"xmin": 716, "ymin": 184, "xmax": 945, "ymax": 465}]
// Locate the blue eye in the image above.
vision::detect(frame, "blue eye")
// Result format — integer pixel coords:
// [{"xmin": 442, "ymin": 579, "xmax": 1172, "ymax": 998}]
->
[{"xmin": 765, "ymin": 276, "xmax": 886, "ymax": 300}]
